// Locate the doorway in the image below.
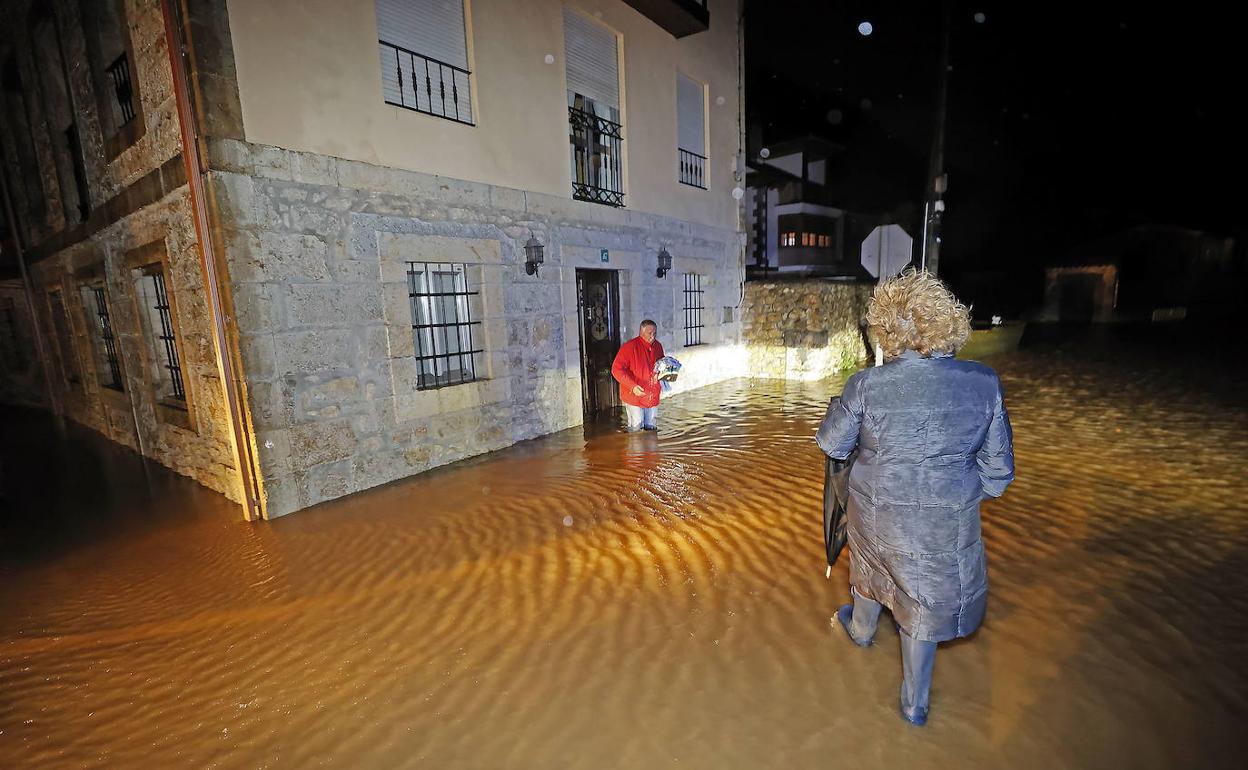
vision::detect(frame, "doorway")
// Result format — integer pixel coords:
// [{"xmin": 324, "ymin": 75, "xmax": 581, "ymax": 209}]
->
[{"xmin": 575, "ymin": 269, "xmax": 621, "ymax": 420}]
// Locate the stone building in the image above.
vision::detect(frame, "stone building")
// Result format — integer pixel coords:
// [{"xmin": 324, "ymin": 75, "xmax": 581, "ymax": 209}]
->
[{"xmin": 0, "ymin": 0, "xmax": 749, "ymax": 518}]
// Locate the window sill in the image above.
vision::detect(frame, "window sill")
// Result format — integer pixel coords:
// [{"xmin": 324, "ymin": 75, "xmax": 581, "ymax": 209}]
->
[
  {"xmin": 415, "ymin": 377, "xmax": 486, "ymax": 393},
  {"xmin": 105, "ymin": 120, "xmax": 146, "ymax": 162},
  {"xmin": 156, "ymin": 399, "xmax": 195, "ymax": 432},
  {"xmin": 394, "ymin": 375, "xmax": 509, "ymax": 423},
  {"xmin": 98, "ymin": 384, "xmax": 130, "ymax": 409}
]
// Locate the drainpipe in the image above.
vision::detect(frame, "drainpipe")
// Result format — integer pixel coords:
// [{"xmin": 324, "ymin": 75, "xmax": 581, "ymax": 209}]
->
[
  {"xmin": 0, "ymin": 148, "xmax": 63, "ymax": 422},
  {"xmin": 160, "ymin": 0, "xmax": 262, "ymax": 521}
]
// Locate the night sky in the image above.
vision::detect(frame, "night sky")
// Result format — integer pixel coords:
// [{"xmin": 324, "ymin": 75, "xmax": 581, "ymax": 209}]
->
[{"xmin": 745, "ymin": 0, "xmax": 1246, "ymax": 282}]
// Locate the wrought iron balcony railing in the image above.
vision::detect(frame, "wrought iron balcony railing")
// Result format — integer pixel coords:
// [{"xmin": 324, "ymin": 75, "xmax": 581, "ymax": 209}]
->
[
  {"xmin": 569, "ymin": 107, "xmax": 625, "ymax": 207},
  {"xmin": 678, "ymin": 148, "xmax": 706, "ymax": 189},
  {"xmin": 379, "ymin": 39, "xmax": 474, "ymax": 126}
]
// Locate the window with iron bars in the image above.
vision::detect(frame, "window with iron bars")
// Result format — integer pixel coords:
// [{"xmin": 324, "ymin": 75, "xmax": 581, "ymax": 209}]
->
[
  {"xmin": 375, "ymin": 0, "xmax": 474, "ymax": 125},
  {"xmin": 683, "ymin": 273, "xmax": 705, "ymax": 347},
  {"xmin": 144, "ymin": 270, "xmax": 185, "ymax": 401},
  {"xmin": 379, "ymin": 40, "xmax": 474, "ymax": 125},
  {"xmin": 677, "ymin": 73, "xmax": 706, "ymax": 189},
  {"xmin": 569, "ymin": 102, "xmax": 625, "ymax": 206},
  {"xmin": 89, "ymin": 286, "xmax": 123, "ymax": 391},
  {"xmin": 407, "ymin": 262, "xmax": 484, "ymax": 390},
  {"xmin": 106, "ymin": 52, "xmax": 137, "ymax": 127}
]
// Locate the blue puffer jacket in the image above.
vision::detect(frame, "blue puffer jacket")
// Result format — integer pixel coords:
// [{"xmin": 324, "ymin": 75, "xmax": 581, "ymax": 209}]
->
[{"xmin": 816, "ymin": 350, "xmax": 1015, "ymax": 642}]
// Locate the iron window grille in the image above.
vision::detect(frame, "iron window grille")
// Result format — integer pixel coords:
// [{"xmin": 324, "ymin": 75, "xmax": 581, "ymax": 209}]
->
[
  {"xmin": 678, "ymin": 148, "xmax": 706, "ymax": 189},
  {"xmin": 569, "ymin": 106, "xmax": 624, "ymax": 207},
  {"xmin": 683, "ymin": 273, "xmax": 705, "ymax": 347},
  {"xmin": 379, "ymin": 39, "xmax": 474, "ymax": 125},
  {"xmin": 106, "ymin": 52, "xmax": 137, "ymax": 126},
  {"xmin": 90, "ymin": 286, "xmax": 123, "ymax": 391},
  {"xmin": 407, "ymin": 262, "xmax": 483, "ymax": 390},
  {"xmin": 148, "ymin": 271, "xmax": 185, "ymax": 400}
]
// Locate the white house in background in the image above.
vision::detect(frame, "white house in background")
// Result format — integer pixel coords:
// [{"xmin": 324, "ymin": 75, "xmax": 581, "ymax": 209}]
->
[{"xmin": 746, "ymin": 136, "xmax": 884, "ymax": 278}]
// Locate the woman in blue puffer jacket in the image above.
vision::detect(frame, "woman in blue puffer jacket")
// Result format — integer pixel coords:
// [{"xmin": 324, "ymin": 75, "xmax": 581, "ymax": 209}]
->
[{"xmin": 816, "ymin": 269, "xmax": 1015, "ymax": 726}]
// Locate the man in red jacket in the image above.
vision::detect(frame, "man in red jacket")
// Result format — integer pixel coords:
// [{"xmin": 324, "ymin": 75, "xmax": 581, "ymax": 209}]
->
[{"xmin": 611, "ymin": 319, "xmax": 664, "ymax": 431}]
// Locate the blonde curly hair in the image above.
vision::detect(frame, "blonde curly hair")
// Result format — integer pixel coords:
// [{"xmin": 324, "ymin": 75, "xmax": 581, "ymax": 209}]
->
[{"xmin": 866, "ymin": 268, "xmax": 971, "ymax": 360}]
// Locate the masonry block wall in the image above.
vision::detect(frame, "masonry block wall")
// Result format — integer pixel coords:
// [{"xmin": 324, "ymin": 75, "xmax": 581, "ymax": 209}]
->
[
  {"xmin": 741, "ymin": 281, "xmax": 873, "ymax": 380},
  {"xmin": 206, "ymin": 139, "xmax": 745, "ymax": 517},
  {"xmin": 0, "ymin": 0, "xmax": 244, "ymax": 502}
]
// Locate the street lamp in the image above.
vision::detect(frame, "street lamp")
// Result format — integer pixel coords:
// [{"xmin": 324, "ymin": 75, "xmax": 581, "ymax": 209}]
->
[
  {"xmin": 656, "ymin": 247, "xmax": 672, "ymax": 278},
  {"xmin": 523, "ymin": 232, "xmax": 545, "ymax": 276}
]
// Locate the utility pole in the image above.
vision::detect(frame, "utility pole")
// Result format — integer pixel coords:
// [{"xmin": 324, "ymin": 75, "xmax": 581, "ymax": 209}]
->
[{"xmin": 923, "ymin": 0, "xmax": 953, "ymax": 275}]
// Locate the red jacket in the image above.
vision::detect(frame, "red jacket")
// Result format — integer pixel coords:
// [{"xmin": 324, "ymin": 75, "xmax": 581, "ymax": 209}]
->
[{"xmin": 612, "ymin": 337, "xmax": 665, "ymax": 408}]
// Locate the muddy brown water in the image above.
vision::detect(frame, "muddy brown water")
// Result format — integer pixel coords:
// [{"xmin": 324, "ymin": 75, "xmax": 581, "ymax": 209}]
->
[{"xmin": 3, "ymin": 333, "xmax": 1246, "ymax": 768}]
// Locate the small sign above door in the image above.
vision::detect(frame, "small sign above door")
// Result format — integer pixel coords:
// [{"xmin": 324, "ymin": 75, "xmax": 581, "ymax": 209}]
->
[{"xmin": 600, "ymin": 249, "xmax": 609, "ymax": 263}]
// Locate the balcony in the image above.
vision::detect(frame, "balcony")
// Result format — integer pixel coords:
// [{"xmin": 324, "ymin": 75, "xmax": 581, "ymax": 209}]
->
[
  {"xmin": 621, "ymin": 0, "xmax": 709, "ymax": 39},
  {"xmin": 569, "ymin": 107, "xmax": 625, "ymax": 207},
  {"xmin": 379, "ymin": 39, "xmax": 474, "ymax": 126},
  {"xmin": 776, "ymin": 180, "xmax": 840, "ymax": 207},
  {"xmin": 679, "ymin": 148, "xmax": 706, "ymax": 189}
]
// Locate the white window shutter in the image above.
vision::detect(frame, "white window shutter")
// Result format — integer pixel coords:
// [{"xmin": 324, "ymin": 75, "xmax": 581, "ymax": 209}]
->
[
  {"xmin": 376, "ymin": 0, "xmax": 472, "ymax": 122},
  {"xmin": 563, "ymin": 9, "xmax": 619, "ymax": 110},
  {"xmin": 677, "ymin": 73, "xmax": 705, "ymax": 155},
  {"xmin": 376, "ymin": 0, "xmax": 468, "ymax": 69}
]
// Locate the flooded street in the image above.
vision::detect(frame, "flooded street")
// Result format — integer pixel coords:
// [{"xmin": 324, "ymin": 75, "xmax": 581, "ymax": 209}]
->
[{"xmin": 3, "ymin": 329, "xmax": 1247, "ymax": 769}]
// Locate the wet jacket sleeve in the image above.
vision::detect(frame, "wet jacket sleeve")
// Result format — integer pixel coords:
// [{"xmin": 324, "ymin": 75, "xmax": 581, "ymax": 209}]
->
[
  {"xmin": 816, "ymin": 376, "xmax": 863, "ymax": 460},
  {"xmin": 611, "ymin": 343, "xmax": 637, "ymax": 391},
  {"xmin": 976, "ymin": 377, "xmax": 1015, "ymax": 497}
]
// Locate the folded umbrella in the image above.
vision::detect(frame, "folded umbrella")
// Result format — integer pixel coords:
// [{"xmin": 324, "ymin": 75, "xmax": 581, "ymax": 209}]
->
[{"xmin": 823, "ymin": 449, "xmax": 856, "ymax": 573}]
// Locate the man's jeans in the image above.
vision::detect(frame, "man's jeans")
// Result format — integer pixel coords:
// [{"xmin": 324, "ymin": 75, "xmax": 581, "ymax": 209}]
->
[
  {"xmin": 624, "ymin": 405, "xmax": 657, "ymax": 431},
  {"xmin": 847, "ymin": 587, "xmax": 938, "ymax": 714}
]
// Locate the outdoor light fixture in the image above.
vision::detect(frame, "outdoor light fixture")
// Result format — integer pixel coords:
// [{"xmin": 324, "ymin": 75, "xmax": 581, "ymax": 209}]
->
[
  {"xmin": 524, "ymin": 233, "xmax": 545, "ymax": 276},
  {"xmin": 656, "ymin": 247, "xmax": 673, "ymax": 278}
]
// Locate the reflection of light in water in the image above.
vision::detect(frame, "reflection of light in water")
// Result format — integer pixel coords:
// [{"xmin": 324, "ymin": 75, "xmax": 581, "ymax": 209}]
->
[{"xmin": 4, "ymin": 339, "xmax": 1248, "ymax": 768}]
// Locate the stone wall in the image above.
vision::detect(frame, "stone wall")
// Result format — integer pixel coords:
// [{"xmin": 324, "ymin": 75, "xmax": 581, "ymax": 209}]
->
[
  {"xmin": 0, "ymin": 281, "xmax": 45, "ymax": 406},
  {"xmin": 206, "ymin": 138, "xmax": 746, "ymax": 517},
  {"xmin": 0, "ymin": 0, "xmax": 186, "ymax": 243},
  {"xmin": 28, "ymin": 186, "xmax": 244, "ymax": 502},
  {"xmin": 741, "ymin": 280, "xmax": 873, "ymax": 380},
  {"xmin": 0, "ymin": 0, "xmax": 244, "ymax": 503}
]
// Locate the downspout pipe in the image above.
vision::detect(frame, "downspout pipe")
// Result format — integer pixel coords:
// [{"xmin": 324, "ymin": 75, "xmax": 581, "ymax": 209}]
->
[{"xmin": 160, "ymin": 0, "xmax": 262, "ymax": 521}]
